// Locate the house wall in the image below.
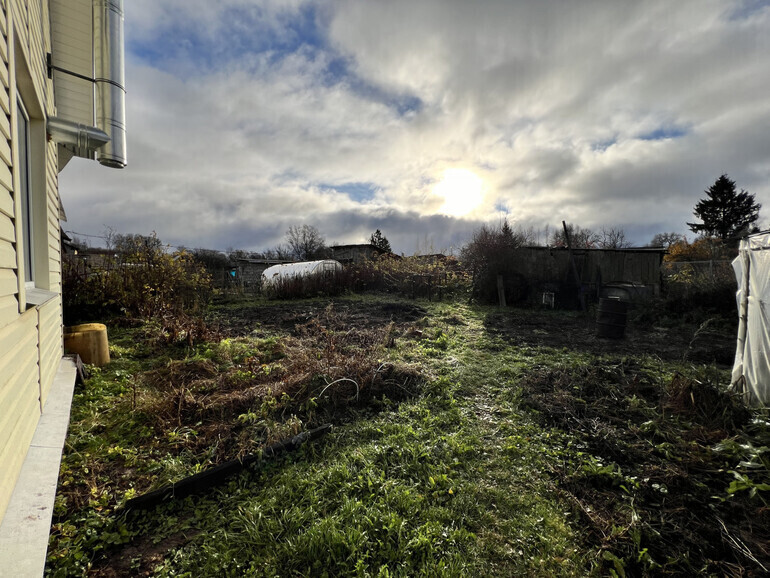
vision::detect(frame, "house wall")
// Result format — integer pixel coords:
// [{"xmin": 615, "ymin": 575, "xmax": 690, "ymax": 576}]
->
[{"xmin": 0, "ymin": 0, "xmax": 64, "ymax": 522}]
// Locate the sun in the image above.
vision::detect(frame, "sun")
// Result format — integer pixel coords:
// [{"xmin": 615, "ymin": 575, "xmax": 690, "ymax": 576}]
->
[{"xmin": 433, "ymin": 168, "xmax": 484, "ymax": 217}]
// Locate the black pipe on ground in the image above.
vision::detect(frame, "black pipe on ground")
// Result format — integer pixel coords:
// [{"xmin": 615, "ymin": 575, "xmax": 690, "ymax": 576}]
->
[{"xmin": 124, "ymin": 424, "xmax": 333, "ymax": 511}]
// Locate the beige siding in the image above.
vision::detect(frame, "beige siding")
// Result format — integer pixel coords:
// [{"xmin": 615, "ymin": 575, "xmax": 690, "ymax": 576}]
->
[
  {"xmin": 38, "ymin": 294, "xmax": 61, "ymax": 406},
  {"xmin": 0, "ymin": 0, "xmax": 68, "ymax": 523},
  {"xmin": 0, "ymin": 309, "xmax": 40, "ymax": 520},
  {"xmin": 49, "ymin": 0, "xmax": 92, "ymax": 125},
  {"xmin": 12, "ymin": 0, "xmax": 46, "ymax": 110},
  {"xmin": 0, "ymin": 293, "xmax": 15, "ymax": 324},
  {"xmin": 46, "ymin": 141, "xmax": 60, "ymax": 291},
  {"xmin": 0, "ymin": 0, "xmax": 12, "ymax": 316}
]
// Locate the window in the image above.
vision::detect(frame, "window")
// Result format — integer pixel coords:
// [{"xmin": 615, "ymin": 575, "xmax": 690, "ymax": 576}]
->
[{"xmin": 17, "ymin": 97, "xmax": 33, "ymax": 285}]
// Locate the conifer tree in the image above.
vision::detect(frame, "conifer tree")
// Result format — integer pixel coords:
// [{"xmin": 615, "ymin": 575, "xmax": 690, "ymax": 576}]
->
[
  {"xmin": 687, "ymin": 175, "xmax": 760, "ymax": 241},
  {"xmin": 369, "ymin": 229, "xmax": 392, "ymax": 253}
]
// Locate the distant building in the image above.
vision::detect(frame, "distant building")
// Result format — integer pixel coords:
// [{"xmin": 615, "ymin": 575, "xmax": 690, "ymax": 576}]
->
[
  {"xmin": 328, "ymin": 243, "xmax": 389, "ymax": 264},
  {"xmin": 511, "ymin": 246, "xmax": 667, "ymax": 303},
  {"xmin": 235, "ymin": 258, "xmax": 295, "ymax": 289}
]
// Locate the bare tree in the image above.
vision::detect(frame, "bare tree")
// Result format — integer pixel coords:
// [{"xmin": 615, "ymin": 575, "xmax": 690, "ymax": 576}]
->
[
  {"xmin": 598, "ymin": 227, "xmax": 631, "ymax": 249},
  {"xmin": 550, "ymin": 223, "xmax": 600, "ymax": 249},
  {"xmin": 286, "ymin": 225, "xmax": 326, "ymax": 261},
  {"xmin": 648, "ymin": 232, "xmax": 684, "ymax": 249},
  {"xmin": 262, "ymin": 244, "xmax": 293, "ymax": 260}
]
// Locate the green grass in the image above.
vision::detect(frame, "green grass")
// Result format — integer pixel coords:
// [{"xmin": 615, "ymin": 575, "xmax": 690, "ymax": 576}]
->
[{"xmin": 45, "ymin": 295, "xmax": 767, "ymax": 576}]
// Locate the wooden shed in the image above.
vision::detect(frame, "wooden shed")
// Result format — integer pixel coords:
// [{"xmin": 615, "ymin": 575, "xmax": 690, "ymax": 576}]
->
[
  {"xmin": 328, "ymin": 243, "xmax": 388, "ymax": 264},
  {"xmin": 507, "ymin": 247, "xmax": 666, "ymax": 304}
]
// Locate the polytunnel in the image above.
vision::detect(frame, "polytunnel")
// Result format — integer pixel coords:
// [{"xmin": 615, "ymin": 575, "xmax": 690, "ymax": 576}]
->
[
  {"xmin": 731, "ymin": 231, "xmax": 770, "ymax": 406},
  {"xmin": 261, "ymin": 260, "xmax": 342, "ymax": 288}
]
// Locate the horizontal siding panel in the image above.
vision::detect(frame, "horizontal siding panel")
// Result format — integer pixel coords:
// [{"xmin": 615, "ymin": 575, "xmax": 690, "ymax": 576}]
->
[
  {"xmin": 0, "ymin": 209, "xmax": 12, "ymax": 242},
  {"xmin": 11, "ymin": 3, "xmax": 27, "ymax": 56},
  {"xmin": 0, "ymin": 337, "xmax": 38, "ymax": 417},
  {"xmin": 0, "ymin": 187, "xmax": 10, "ymax": 218},
  {"xmin": 0, "ymin": 130, "xmax": 10, "ymax": 165},
  {"xmin": 0, "ymin": 399, "xmax": 39, "ymax": 521},
  {"xmin": 40, "ymin": 339, "xmax": 61, "ymax": 407},
  {"xmin": 51, "ymin": 39, "xmax": 91, "ymax": 70},
  {"xmin": 0, "ymin": 54, "xmax": 6, "ymax": 90},
  {"xmin": 40, "ymin": 325, "xmax": 61, "ymax": 361},
  {"xmin": 51, "ymin": 77, "xmax": 93, "ymax": 125},
  {"xmin": 38, "ymin": 295, "xmax": 60, "ymax": 327},
  {"xmin": 48, "ymin": 257, "xmax": 61, "ymax": 275},
  {"xmin": 0, "ymin": 293, "xmax": 17, "ymax": 327},
  {"xmin": 0, "ymin": 307, "xmax": 35, "ymax": 353},
  {"xmin": 0, "ymin": 394, "xmax": 39, "ymax": 474},
  {"xmin": 0, "ymin": 79, "xmax": 8, "ymax": 115},
  {"xmin": 48, "ymin": 212, "xmax": 59, "ymax": 239},
  {"xmin": 0, "ymin": 238, "xmax": 15, "ymax": 268},
  {"xmin": 0, "ymin": 356, "xmax": 40, "ymax": 434},
  {"xmin": 0, "ymin": 109, "xmax": 9, "ymax": 141},
  {"xmin": 0, "ymin": 268, "xmax": 15, "ymax": 296},
  {"xmin": 0, "ymin": 154, "xmax": 11, "ymax": 186}
]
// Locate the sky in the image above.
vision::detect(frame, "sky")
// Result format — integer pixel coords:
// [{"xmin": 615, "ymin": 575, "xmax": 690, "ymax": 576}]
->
[{"xmin": 59, "ymin": 0, "xmax": 770, "ymax": 255}]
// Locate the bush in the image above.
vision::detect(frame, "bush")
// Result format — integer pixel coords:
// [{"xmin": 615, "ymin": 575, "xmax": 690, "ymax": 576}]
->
[
  {"xmin": 63, "ymin": 233, "xmax": 213, "ymax": 324},
  {"xmin": 262, "ymin": 255, "xmax": 470, "ymax": 301},
  {"xmin": 460, "ymin": 220, "xmax": 530, "ymax": 304},
  {"xmin": 662, "ymin": 260, "xmax": 737, "ymax": 317}
]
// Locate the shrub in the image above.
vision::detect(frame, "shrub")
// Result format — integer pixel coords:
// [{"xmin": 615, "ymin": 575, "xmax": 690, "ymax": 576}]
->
[
  {"xmin": 460, "ymin": 220, "xmax": 530, "ymax": 304},
  {"xmin": 63, "ymin": 233, "xmax": 213, "ymax": 324},
  {"xmin": 263, "ymin": 255, "xmax": 469, "ymax": 301}
]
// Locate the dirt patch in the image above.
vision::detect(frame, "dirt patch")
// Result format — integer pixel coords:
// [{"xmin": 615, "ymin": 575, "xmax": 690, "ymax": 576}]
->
[
  {"xmin": 482, "ymin": 306, "xmax": 736, "ymax": 364},
  {"xmin": 91, "ymin": 530, "xmax": 199, "ymax": 577},
  {"xmin": 519, "ymin": 362, "xmax": 767, "ymax": 575},
  {"xmin": 212, "ymin": 299, "xmax": 427, "ymax": 337}
]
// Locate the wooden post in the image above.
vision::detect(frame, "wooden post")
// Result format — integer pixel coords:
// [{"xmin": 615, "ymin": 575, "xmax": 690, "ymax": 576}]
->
[
  {"xmin": 497, "ymin": 274, "xmax": 506, "ymax": 307},
  {"xmin": 563, "ymin": 220, "xmax": 586, "ymax": 311}
]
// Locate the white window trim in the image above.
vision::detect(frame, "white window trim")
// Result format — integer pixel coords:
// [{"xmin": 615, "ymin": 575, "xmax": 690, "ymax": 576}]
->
[{"xmin": 17, "ymin": 95, "xmax": 34, "ymax": 289}]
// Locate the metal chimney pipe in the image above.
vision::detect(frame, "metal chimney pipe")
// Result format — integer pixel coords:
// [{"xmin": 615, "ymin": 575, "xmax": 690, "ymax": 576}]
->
[
  {"xmin": 47, "ymin": 116, "xmax": 110, "ymax": 155},
  {"xmin": 93, "ymin": 0, "xmax": 126, "ymax": 168}
]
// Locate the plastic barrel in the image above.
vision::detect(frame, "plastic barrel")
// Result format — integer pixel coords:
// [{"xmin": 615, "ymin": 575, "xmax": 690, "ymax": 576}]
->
[
  {"xmin": 596, "ymin": 298, "xmax": 628, "ymax": 339},
  {"xmin": 64, "ymin": 323, "xmax": 110, "ymax": 366}
]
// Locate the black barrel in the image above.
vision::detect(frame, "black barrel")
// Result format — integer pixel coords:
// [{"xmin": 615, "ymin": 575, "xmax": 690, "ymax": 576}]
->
[{"xmin": 596, "ymin": 298, "xmax": 628, "ymax": 339}]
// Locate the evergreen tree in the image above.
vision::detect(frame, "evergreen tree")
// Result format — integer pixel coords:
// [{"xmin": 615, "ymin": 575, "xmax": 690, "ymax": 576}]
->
[
  {"xmin": 369, "ymin": 229, "xmax": 392, "ymax": 253},
  {"xmin": 687, "ymin": 175, "xmax": 761, "ymax": 241}
]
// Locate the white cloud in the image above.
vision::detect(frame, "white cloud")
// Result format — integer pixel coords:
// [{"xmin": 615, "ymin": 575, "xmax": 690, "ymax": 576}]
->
[{"xmin": 59, "ymin": 0, "xmax": 770, "ymax": 253}]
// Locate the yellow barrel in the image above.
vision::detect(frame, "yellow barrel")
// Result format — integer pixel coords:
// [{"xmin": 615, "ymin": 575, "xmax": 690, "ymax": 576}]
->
[{"xmin": 64, "ymin": 323, "xmax": 110, "ymax": 366}]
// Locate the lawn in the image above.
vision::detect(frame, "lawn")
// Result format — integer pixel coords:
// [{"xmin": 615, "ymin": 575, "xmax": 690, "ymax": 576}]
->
[{"xmin": 45, "ymin": 294, "xmax": 769, "ymax": 576}]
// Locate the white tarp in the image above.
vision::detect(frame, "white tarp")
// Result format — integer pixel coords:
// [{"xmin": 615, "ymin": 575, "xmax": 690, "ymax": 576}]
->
[
  {"xmin": 261, "ymin": 260, "xmax": 342, "ymax": 287},
  {"xmin": 731, "ymin": 232, "xmax": 770, "ymax": 406}
]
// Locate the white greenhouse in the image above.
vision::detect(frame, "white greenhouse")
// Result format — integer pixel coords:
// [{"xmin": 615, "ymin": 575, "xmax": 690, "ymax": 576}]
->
[
  {"xmin": 261, "ymin": 260, "xmax": 343, "ymax": 288},
  {"xmin": 731, "ymin": 231, "xmax": 770, "ymax": 406}
]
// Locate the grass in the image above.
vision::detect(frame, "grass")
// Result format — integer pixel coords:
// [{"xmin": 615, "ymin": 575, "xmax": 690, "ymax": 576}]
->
[{"xmin": 45, "ymin": 295, "xmax": 769, "ymax": 576}]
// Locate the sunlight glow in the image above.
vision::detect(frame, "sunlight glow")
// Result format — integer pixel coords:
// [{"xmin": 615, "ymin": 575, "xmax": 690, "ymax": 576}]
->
[{"xmin": 434, "ymin": 168, "xmax": 484, "ymax": 217}]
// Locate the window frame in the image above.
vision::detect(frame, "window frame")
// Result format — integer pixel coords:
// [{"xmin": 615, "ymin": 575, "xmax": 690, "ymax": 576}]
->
[{"xmin": 16, "ymin": 94, "xmax": 34, "ymax": 288}]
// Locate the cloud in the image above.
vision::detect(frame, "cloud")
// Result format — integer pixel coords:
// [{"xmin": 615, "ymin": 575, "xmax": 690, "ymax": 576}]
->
[{"xmin": 59, "ymin": 0, "xmax": 770, "ymax": 254}]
